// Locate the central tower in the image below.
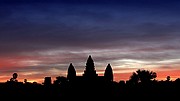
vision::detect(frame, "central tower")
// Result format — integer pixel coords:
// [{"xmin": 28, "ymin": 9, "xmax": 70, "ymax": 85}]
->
[{"xmin": 83, "ymin": 55, "xmax": 98, "ymax": 79}]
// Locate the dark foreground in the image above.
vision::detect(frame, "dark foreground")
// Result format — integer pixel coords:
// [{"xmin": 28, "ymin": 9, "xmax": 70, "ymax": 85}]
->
[{"xmin": 0, "ymin": 80, "xmax": 180, "ymax": 100}]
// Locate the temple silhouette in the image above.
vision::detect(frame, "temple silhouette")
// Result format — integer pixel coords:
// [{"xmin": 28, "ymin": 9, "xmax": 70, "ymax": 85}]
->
[
  {"xmin": 63, "ymin": 55, "xmax": 114, "ymax": 98},
  {"xmin": 67, "ymin": 55, "xmax": 113, "ymax": 83}
]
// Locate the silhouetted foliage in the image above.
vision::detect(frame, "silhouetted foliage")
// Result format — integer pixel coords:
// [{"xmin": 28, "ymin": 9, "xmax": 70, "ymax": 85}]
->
[
  {"xmin": 10, "ymin": 72, "xmax": 18, "ymax": 82},
  {"xmin": 166, "ymin": 75, "xmax": 171, "ymax": 81},
  {"xmin": 129, "ymin": 72, "xmax": 139, "ymax": 84},
  {"xmin": 24, "ymin": 79, "xmax": 27, "ymax": 83},
  {"xmin": 129, "ymin": 69, "xmax": 157, "ymax": 84},
  {"xmin": 53, "ymin": 76, "xmax": 68, "ymax": 85}
]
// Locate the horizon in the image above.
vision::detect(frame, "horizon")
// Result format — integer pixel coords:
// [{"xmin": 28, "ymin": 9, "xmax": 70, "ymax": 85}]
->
[
  {"xmin": 0, "ymin": 0, "xmax": 180, "ymax": 84},
  {"xmin": 1, "ymin": 55, "xmax": 180, "ymax": 84}
]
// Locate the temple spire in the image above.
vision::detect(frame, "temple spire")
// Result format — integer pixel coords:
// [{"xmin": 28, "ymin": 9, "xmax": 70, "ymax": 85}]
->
[
  {"xmin": 83, "ymin": 55, "xmax": 97, "ymax": 78},
  {"xmin": 104, "ymin": 63, "xmax": 113, "ymax": 82},
  {"xmin": 67, "ymin": 63, "xmax": 76, "ymax": 81}
]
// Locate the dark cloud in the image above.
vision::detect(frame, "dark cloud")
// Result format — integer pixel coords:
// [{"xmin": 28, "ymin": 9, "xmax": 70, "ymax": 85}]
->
[{"xmin": 1, "ymin": 21, "xmax": 180, "ymax": 57}]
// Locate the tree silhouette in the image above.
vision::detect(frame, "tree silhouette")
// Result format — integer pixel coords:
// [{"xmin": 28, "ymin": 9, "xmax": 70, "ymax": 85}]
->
[
  {"xmin": 24, "ymin": 79, "xmax": 27, "ymax": 83},
  {"xmin": 53, "ymin": 76, "xmax": 68, "ymax": 85},
  {"xmin": 129, "ymin": 69, "xmax": 157, "ymax": 84},
  {"xmin": 10, "ymin": 72, "xmax": 18, "ymax": 82},
  {"xmin": 166, "ymin": 76, "xmax": 171, "ymax": 81},
  {"xmin": 129, "ymin": 72, "xmax": 139, "ymax": 84}
]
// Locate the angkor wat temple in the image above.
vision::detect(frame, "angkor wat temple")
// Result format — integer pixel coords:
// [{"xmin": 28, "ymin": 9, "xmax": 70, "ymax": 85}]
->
[
  {"xmin": 67, "ymin": 55, "xmax": 113, "ymax": 83},
  {"xmin": 64, "ymin": 55, "xmax": 114, "ymax": 98}
]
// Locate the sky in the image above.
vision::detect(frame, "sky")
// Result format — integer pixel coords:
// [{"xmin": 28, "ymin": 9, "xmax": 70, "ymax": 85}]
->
[{"xmin": 0, "ymin": 0, "xmax": 180, "ymax": 83}]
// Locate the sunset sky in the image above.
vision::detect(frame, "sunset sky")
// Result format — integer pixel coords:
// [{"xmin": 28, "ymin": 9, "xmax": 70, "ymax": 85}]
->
[{"xmin": 0, "ymin": 0, "xmax": 180, "ymax": 83}]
